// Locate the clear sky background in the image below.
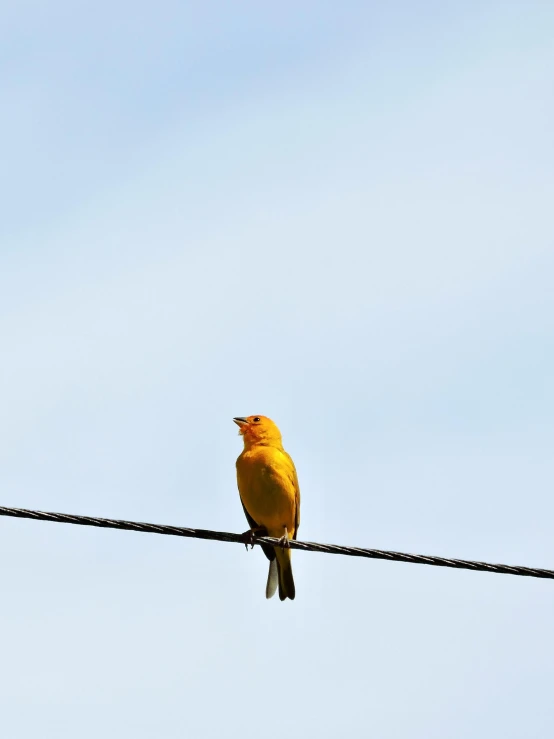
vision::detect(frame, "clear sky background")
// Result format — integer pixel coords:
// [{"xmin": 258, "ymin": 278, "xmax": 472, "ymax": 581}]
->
[{"xmin": 1, "ymin": 2, "xmax": 554, "ymax": 737}]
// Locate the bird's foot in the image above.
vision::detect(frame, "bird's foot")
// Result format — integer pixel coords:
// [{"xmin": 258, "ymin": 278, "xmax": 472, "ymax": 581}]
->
[
  {"xmin": 277, "ymin": 527, "xmax": 290, "ymax": 548},
  {"xmin": 240, "ymin": 526, "xmax": 267, "ymax": 550}
]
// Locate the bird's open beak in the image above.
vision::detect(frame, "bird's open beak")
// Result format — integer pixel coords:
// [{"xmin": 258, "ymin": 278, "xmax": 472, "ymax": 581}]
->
[{"xmin": 233, "ymin": 417, "xmax": 248, "ymax": 426}]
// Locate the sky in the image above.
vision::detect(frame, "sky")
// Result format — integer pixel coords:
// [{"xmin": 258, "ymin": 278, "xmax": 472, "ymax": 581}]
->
[{"xmin": 1, "ymin": 1, "xmax": 554, "ymax": 736}]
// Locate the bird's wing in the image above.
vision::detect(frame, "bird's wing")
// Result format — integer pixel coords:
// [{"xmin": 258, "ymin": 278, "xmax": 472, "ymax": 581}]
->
[
  {"xmin": 240, "ymin": 498, "xmax": 259, "ymax": 531},
  {"xmin": 282, "ymin": 451, "xmax": 301, "ymax": 539},
  {"xmin": 240, "ymin": 498, "xmax": 276, "ymax": 562}
]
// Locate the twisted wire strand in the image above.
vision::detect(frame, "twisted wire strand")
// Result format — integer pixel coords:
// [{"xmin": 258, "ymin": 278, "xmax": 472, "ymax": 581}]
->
[{"xmin": 0, "ymin": 504, "xmax": 552, "ymax": 580}]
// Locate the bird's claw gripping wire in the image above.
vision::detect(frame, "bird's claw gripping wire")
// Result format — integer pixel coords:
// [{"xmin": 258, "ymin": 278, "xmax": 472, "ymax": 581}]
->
[
  {"xmin": 277, "ymin": 527, "xmax": 291, "ymax": 549},
  {"xmin": 240, "ymin": 526, "xmax": 268, "ymax": 550}
]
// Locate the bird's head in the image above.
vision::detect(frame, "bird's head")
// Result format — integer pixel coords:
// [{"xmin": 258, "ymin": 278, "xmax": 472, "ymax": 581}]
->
[{"xmin": 233, "ymin": 415, "xmax": 283, "ymax": 449}]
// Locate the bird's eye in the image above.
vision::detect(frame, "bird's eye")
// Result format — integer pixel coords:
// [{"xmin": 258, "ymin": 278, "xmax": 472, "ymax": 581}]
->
[{"xmin": 253, "ymin": 417, "xmax": 261, "ymax": 422}]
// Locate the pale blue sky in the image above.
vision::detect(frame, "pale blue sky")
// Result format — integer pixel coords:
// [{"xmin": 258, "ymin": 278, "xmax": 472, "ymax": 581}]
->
[{"xmin": 1, "ymin": 2, "xmax": 554, "ymax": 737}]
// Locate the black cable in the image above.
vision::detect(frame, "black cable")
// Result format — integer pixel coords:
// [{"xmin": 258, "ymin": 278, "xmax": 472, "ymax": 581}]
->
[{"xmin": 0, "ymin": 504, "xmax": 551, "ymax": 580}]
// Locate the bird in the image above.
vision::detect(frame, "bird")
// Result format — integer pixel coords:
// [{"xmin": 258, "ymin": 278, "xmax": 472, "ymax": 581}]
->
[{"xmin": 233, "ymin": 415, "xmax": 300, "ymax": 600}]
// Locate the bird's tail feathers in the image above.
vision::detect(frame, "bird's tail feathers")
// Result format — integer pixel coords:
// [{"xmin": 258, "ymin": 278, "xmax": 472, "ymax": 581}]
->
[
  {"xmin": 276, "ymin": 548, "xmax": 295, "ymax": 601},
  {"xmin": 265, "ymin": 559, "xmax": 278, "ymax": 599}
]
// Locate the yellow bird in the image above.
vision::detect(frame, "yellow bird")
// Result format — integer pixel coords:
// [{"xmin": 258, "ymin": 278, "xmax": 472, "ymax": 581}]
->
[{"xmin": 233, "ymin": 415, "xmax": 300, "ymax": 601}]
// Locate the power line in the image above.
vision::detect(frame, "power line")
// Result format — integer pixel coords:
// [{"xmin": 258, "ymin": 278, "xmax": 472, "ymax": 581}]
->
[{"xmin": 0, "ymin": 504, "xmax": 552, "ymax": 580}]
